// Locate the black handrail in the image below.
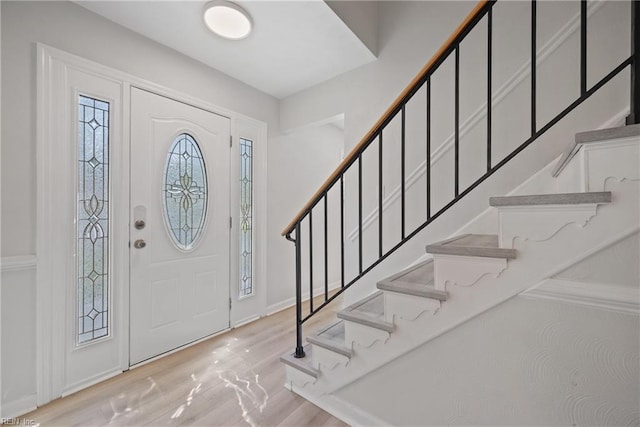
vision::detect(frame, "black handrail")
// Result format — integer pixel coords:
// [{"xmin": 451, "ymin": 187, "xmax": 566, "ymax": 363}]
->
[{"xmin": 284, "ymin": 0, "xmax": 639, "ymax": 359}]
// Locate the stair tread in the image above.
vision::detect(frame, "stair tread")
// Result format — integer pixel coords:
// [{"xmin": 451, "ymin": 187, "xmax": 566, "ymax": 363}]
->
[
  {"xmin": 490, "ymin": 191, "xmax": 612, "ymax": 207},
  {"xmin": 378, "ymin": 280, "xmax": 448, "ymax": 301},
  {"xmin": 307, "ymin": 321, "xmax": 352, "ymax": 358},
  {"xmin": 341, "ymin": 290, "xmax": 385, "ymax": 319},
  {"xmin": 315, "ymin": 320, "xmax": 346, "ymax": 342},
  {"xmin": 426, "ymin": 234, "xmax": 516, "ymax": 259},
  {"xmin": 279, "ymin": 345, "xmax": 318, "ymax": 378},
  {"xmin": 337, "ymin": 291, "xmax": 394, "ymax": 332},
  {"xmin": 382, "ymin": 259, "xmax": 434, "ymax": 285}
]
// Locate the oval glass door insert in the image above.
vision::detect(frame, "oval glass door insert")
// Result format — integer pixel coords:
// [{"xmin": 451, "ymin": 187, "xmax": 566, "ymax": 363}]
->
[{"xmin": 164, "ymin": 133, "xmax": 208, "ymax": 250}]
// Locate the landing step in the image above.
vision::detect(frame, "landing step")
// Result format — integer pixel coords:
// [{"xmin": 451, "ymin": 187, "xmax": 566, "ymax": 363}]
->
[
  {"xmin": 426, "ymin": 234, "xmax": 516, "ymax": 259},
  {"xmin": 490, "ymin": 191, "xmax": 611, "ymax": 207},
  {"xmin": 280, "ymin": 345, "xmax": 319, "ymax": 378},
  {"xmin": 553, "ymin": 123, "xmax": 640, "ymax": 177},
  {"xmin": 307, "ymin": 321, "xmax": 352, "ymax": 358},
  {"xmin": 377, "ymin": 260, "xmax": 447, "ymax": 300},
  {"xmin": 337, "ymin": 291, "xmax": 395, "ymax": 332}
]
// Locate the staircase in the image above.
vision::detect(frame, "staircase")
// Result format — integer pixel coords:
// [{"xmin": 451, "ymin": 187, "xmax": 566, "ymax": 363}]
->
[
  {"xmin": 280, "ymin": 124, "xmax": 640, "ymax": 423},
  {"xmin": 279, "ymin": 0, "xmax": 639, "ymax": 422}
]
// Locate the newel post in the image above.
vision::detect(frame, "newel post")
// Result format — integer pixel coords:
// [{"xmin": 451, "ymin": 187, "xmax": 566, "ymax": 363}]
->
[{"xmin": 286, "ymin": 223, "xmax": 306, "ymax": 358}]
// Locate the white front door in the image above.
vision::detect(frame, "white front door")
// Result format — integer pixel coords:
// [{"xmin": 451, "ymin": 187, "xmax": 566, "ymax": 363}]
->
[{"xmin": 130, "ymin": 88, "xmax": 231, "ymax": 365}]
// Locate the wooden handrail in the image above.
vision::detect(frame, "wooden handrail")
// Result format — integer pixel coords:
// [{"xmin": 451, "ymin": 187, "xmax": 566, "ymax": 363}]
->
[{"xmin": 281, "ymin": 0, "xmax": 490, "ymax": 236}]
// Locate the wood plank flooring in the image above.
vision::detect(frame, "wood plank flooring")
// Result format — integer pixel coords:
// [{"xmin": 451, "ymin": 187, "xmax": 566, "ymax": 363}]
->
[{"xmin": 24, "ymin": 296, "xmax": 347, "ymax": 426}]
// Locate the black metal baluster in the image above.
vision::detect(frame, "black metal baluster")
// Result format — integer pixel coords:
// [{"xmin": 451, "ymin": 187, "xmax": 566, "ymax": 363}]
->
[
  {"xmin": 378, "ymin": 133, "xmax": 383, "ymax": 258},
  {"xmin": 426, "ymin": 76, "xmax": 431, "ymax": 220},
  {"xmin": 340, "ymin": 174, "xmax": 345, "ymax": 288},
  {"xmin": 531, "ymin": 0, "xmax": 537, "ymax": 136},
  {"xmin": 628, "ymin": 0, "xmax": 640, "ymax": 125},
  {"xmin": 455, "ymin": 45, "xmax": 460, "ymax": 197},
  {"xmin": 580, "ymin": 0, "xmax": 587, "ymax": 96},
  {"xmin": 487, "ymin": 7, "xmax": 493, "ymax": 172},
  {"xmin": 358, "ymin": 153, "xmax": 363, "ymax": 274},
  {"xmin": 401, "ymin": 105, "xmax": 406, "ymax": 238},
  {"xmin": 308, "ymin": 210, "xmax": 313, "ymax": 313},
  {"xmin": 324, "ymin": 194, "xmax": 328, "ymax": 301},
  {"xmin": 294, "ymin": 223, "xmax": 304, "ymax": 358}
]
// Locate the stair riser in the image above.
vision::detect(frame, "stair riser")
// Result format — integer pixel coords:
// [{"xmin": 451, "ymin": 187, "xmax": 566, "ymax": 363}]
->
[
  {"xmin": 384, "ymin": 292, "xmax": 440, "ymax": 322},
  {"xmin": 283, "ymin": 365, "xmax": 317, "ymax": 386},
  {"xmin": 311, "ymin": 345, "xmax": 350, "ymax": 371},
  {"xmin": 497, "ymin": 204, "xmax": 600, "ymax": 249},
  {"xmin": 433, "ymin": 255, "xmax": 508, "ymax": 291},
  {"xmin": 582, "ymin": 138, "xmax": 640, "ymax": 191},
  {"xmin": 344, "ymin": 321, "xmax": 390, "ymax": 348}
]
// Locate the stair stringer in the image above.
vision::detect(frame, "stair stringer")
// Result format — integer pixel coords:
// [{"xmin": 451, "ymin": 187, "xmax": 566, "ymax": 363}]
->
[{"xmin": 285, "ymin": 178, "xmax": 639, "ymax": 397}]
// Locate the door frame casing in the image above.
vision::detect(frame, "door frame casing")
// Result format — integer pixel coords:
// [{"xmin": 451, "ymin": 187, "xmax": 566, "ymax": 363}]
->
[{"xmin": 36, "ymin": 43, "xmax": 267, "ymax": 405}]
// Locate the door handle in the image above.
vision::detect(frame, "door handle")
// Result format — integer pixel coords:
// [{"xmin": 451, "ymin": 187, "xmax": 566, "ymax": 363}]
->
[{"xmin": 133, "ymin": 239, "xmax": 146, "ymax": 249}]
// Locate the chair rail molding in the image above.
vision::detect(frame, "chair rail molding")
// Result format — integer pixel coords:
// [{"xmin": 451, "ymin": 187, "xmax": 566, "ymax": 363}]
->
[{"xmin": 1, "ymin": 255, "xmax": 37, "ymax": 272}]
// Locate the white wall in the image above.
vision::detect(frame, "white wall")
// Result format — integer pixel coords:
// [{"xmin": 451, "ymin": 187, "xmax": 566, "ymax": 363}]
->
[
  {"xmin": 267, "ymin": 123, "xmax": 344, "ymax": 312},
  {"xmin": 336, "ymin": 296, "xmax": 640, "ymax": 426},
  {"xmin": 279, "ymin": 0, "xmax": 631, "ymax": 306},
  {"xmin": 1, "ymin": 0, "xmax": 280, "ymax": 258},
  {"xmin": 0, "ymin": 0, "xmax": 284, "ymax": 415}
]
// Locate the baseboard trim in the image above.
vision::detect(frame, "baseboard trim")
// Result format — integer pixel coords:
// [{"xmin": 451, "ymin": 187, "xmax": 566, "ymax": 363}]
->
[
  {"xmin": 1, "ymin": 394, "xmax": 38, "ymax": 419},
  {"xmin": 267, "ymin": 281, "xmax": 342, "ymax": 316},
  {"xmin": 522, "ymin": 278, "xmax": 639, "ymax": 314},
  {"xmin": 232, "ymin": 314, "xmax": 261, "ymax": 329},
  {"xmin": 286, "ymin": 383, "xmax": 391, "ymax": 427},
  {"xmin": 62, "ymin": 368, "xmax": 123, "ymax": 398},
  {"xmin": 1, "ymin": 255, "xmax": 37, "ymax": 272}
]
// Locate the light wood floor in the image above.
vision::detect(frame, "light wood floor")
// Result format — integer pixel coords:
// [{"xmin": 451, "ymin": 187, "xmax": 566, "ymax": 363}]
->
[{"xmin": 24, "ymin": 296, "xmax": 348, "ymax": 427}]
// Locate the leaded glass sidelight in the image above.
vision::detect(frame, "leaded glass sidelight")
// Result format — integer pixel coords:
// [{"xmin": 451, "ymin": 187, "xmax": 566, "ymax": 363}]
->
[
  {"xmin": 239, "ymin": 138, "xmax": 253, "ymax": 297},
  {"xmin": 77, "ymin": 95, "xmax": 110, "ymax": 344},
  {"xmin": 164, "ymin": 134, "xmax": 208, "ymax": 250}
]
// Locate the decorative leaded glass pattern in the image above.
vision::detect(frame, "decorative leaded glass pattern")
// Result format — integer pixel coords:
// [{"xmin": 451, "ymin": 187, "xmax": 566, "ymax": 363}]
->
[
  {"xmin": 164, "ymin": 134, "xmax": 208, "ymax": 250},
  {"xmin": 239, "ymin": 138, "xmax": 253, "ymax": 297},
  {"xmin": 77, "ymin": 95, "xmax": 110, "ymax": 344}
]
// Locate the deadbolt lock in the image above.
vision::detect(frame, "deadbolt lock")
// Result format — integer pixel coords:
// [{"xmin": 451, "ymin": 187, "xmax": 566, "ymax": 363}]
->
[{"xmin": 134, "ymin": 220, "xmax": 146, "ymax": 230}]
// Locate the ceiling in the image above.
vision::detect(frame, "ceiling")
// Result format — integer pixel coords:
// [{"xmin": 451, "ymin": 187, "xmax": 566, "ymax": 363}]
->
[{"xmin": 75, "ymin": 1, "xmax": 377, "ymax": 99}]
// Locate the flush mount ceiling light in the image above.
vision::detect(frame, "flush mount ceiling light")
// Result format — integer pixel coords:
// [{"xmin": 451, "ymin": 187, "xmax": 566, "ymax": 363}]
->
[{"xmin": 203, "ymin": 0, "xmax": 253, "ymax": 40}]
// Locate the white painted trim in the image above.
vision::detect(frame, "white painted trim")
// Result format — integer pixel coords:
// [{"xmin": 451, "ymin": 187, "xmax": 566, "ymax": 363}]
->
[
  {"xmin": 1, "ymin": 256, "xmax": 37, "ymax": 272},
  {"xmin": 128, "ymin": 326, "xmax": 232, "ymax": 369},
  {"xmin": 61, "ymin": 368, "xmax": 123, "ymax": 398},
  {"xmin": 232, "ymin": 314, "xmax": 261, "ymax": 329},
  {"xmin": 36, "ymin": 43, "xmax": 55, "ymax": 406},
  {"xmin": 522, "ymin": 278, "xmax": 639, "ymax": 314},
  {"xmin": 267, "ymin": 281, "xmax": 342, "ymax": 316},
  {"xmin": 286, "ymin": 383, "xmax": 392, "ymax": 427},
  {"xmin": 0, "ymin": 394, "xmax": 38, "ymax": 420},
  {"xmin": 36, "ymin": 43, "xmax": 270, "ymax": 408},
  {"xmin": 348, "ymin": 1, "xmax": 605, "ymax": 242}
]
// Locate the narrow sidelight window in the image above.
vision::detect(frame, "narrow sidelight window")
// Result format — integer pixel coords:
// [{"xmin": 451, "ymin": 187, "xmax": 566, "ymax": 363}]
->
[
  {"xmin": 239, "ymin": 138, "xmax": 254, "ymax": 297},
  {"xmin": 77, "ymin": 95, "xmax": 110, "ymax": 344}
]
